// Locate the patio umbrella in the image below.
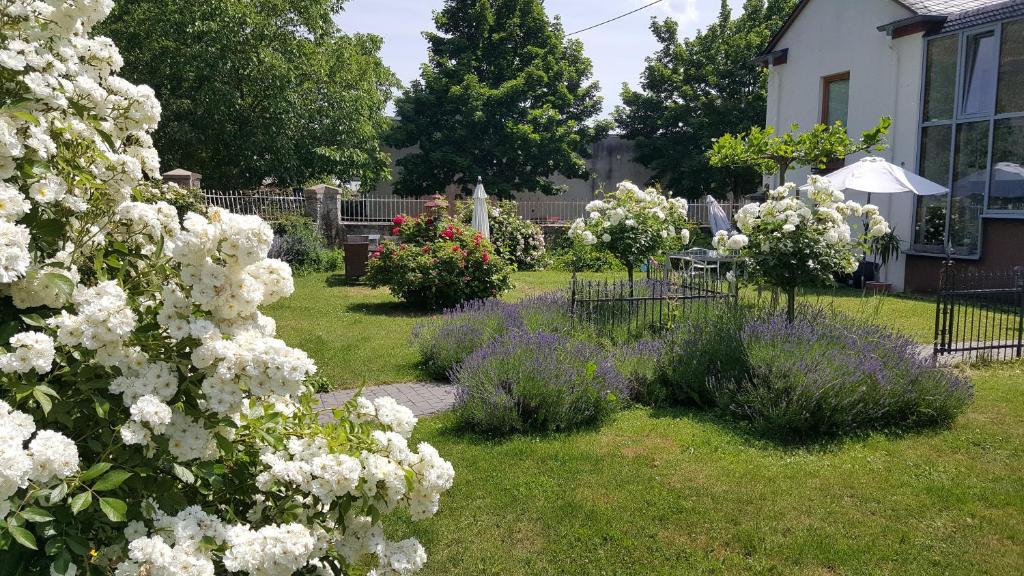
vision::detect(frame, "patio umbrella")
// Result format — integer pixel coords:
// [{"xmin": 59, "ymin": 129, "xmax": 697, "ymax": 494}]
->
[
  {"xmin": 705, "ymin": 196, "xmax": 732, "ymax": 235},
  {"xmin": 805, "ymin": 156, "xmax": 949, "ymax": 202},
  {"xmin": 471, "ymin": 176, "xmax": 490, "ymax": 240}
]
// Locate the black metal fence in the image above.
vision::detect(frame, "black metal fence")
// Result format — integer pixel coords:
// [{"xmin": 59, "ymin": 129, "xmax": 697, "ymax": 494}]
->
[
  {"xmin": 934, "ymin": 265, "xmax": 1024, "ymax": 361},
  {"xmin": 569, "ymin": 274, "xmax": 736, "ymax": 340}
]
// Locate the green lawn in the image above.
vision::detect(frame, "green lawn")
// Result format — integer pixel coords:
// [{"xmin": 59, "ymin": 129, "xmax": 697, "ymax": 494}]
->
[
  {"xmin": 389, "ymin": 362, "xmax": 1024, "ymax": 575},
  {"xmin": 265, "ymin": 271, "xmax": 942, "ymax": 389}
]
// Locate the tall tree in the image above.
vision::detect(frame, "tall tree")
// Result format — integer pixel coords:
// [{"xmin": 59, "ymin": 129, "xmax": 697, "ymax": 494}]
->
[
  {"xmin": 615, "ymin": 0, "xmax": 796, "ymax": 200},
  {"xmin": 99, "ymin": 0, "xmax": 399, "ymax": 190},
  {"xmin": 388, "ymin": 0, "xmax": 610, "ymax": 199}
]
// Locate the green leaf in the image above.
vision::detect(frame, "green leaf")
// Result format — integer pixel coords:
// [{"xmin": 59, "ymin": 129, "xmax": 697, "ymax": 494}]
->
[
  {"xmin": 48, "ymin": 482, "xmax": 68, "ymax": 505},
  {"xmin": 43, "ymin": 272, "xmax": 75, "ymax": 301},
  {"xmin": 172, "ymin": 464, "xmax": 195, "ymax": 485},
  {"xmin": 93, "ymin": 395, "xmax": 110, "ymax": 419},
  {"xmin": 69, "ymin": 492, "xmax": 92, "ymax": 515},
  {"xmin": 65, "ymin": 535, "xmax": 90, "ymax": 555},
  {"xmin": 8, "ymin": 110, "xmax": 39, "ymax": 126},
  {"xmin": 98, "ymin": 497, "xmax": 127, "ymax": 522},
  {"xmin": 20, "ymin": 508, "xmax": 54, "ymax": 523},
  {"xmin": 78, "ymin": 462, "xmax": 112, "ymax": 483},
  {"xmin": 32, "ymin": 388, "xmax": 52, "ymax": 415},
  {"xmin": 20, "ymin": 314, "xmax": 47, "ymax": 327},
  {"xmin": 8, "ymin": 524, "xmax": 37, "ymax": 550},
  {"xmin": 92, "ymin": 470, "xmax": 133, "ymax": 492},
  {"xmin": 51, "ymin": 551, "xmax": 72, "ymax": 576}
]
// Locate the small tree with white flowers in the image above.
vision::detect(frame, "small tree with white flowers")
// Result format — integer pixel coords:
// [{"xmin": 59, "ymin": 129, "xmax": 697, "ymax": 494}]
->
[
  {"xmin": 569, "ymin": 181, "xmax": 691, "ymax": 282},
  {"xmin": 713, "ymin": 176, "xmax": 891, "ymax": 322}
]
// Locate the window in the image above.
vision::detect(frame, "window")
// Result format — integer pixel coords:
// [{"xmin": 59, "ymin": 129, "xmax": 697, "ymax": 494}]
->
[
  {"xmin": 914, "ymin": 126, "xmax": 952, "ymax": 249},
  {"xmin": 949, "ymin": 122, "xmax": 989, "ymax": 257},
  {"xmin": 822, "ymin": 72, "xmax": 850, "ymax": 126},
  {"xmin": 997, "ymin": 21, "xmax": 1024, "ymax": 113},
  {"xmin": 961, "ymin": 31, "xmax": 998, "ymax": 117},
  {"xmin": 924, "ymin": 35, "xmax": 959, "ymax": 122},
  {"xmin": 914, "ymin": 20, "xmax": 1024, "ymax": 256},
  {"xmin": 990, "ymin": 117, "xmax": 1024, "ymax": 211}
]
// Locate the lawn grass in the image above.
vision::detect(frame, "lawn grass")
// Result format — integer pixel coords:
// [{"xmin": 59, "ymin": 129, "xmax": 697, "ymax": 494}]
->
[
  {"xmin": 388, "ymin": 362, "xmax": 1024, "ymax": 575},
  {"xmin": 265, "ymin": 270, "xmax": 944, "ymax": 389}
]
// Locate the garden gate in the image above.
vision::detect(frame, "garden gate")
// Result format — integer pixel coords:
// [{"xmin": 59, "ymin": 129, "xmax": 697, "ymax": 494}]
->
[{"xmin": 933, "ymin": 265, "xmax": 1024, "ymax": 361}]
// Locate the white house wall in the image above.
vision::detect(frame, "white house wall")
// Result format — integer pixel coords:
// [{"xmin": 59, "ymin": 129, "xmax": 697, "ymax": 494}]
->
[{"xmin": 765, "ymin": 0, "xmax": 927, "ymax": 291}]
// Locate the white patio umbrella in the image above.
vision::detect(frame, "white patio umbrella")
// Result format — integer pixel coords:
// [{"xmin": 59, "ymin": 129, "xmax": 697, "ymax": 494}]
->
[
  {"xmin": 804, "ymin": 156, "xmax": 949, "ymax": 201},
  {"xmin": 705, "ymin": 196, "xmax": 732, "ymax": 235},
  {"xmin": 470, "ymin": 176, "xmax": 490, "ymax": 240}
]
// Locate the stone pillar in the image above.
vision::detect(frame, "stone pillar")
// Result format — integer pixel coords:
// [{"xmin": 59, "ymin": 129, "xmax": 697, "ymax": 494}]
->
[
  {"xmin": 445, "ymin": 183, "xmax": 459, "ymax": 219},
  {"xmin": 161, "ymin": 168, "xmax": 202, "ymax": 189},
  {"xmin": 304, "ymin": 184, "xmax": 344, "ymax": 247}
]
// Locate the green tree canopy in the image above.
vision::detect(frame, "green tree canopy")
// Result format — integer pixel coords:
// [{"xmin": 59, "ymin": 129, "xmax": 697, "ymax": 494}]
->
[
  {"xmin": 388, "ymin": 0, "xmax": 610, "ymax": 199},
  {"xmin": 709, "ymin": 118, "xmax": 892, "ymax": 185},
  {"xmin": 99, "ymin": 0, "xmax": 399, "ymax": 190},
  {"xmin": 615, "ymin": 0, "xmax": 795, "ymax": 200}
]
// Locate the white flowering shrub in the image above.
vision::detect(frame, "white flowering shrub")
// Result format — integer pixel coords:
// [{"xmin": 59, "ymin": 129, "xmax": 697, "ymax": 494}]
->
[
  {"xmin": 0, "ymin": 2, "xmax": 452, "ymax": 575},
  {"xmin": 568, "ymin": 181, "xmax": 691, "ymax": 280},
  {"xmin": 712, "ymin": 176, "xmax": 892, "ymax": 321}
]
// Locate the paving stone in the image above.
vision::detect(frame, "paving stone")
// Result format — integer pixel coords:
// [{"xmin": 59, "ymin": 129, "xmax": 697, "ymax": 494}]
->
[{"xmin": 316, "ymin": 382, "xmax": 456, "ymax": 423}]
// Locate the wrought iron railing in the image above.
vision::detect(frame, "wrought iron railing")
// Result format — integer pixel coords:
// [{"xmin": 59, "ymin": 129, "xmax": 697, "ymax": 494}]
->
[{"xmin": 934, "ymin": 265, "xmax": 1024, "ymax": 362}]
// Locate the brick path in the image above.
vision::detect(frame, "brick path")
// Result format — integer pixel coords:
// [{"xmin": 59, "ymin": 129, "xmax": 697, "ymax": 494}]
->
[{"xmin": 316, "ymin": 382, "xmax": 457, "ymax": 422}]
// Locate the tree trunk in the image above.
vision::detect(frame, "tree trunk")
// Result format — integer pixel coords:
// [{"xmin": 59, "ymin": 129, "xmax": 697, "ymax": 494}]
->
[
  {"xmin": 786, "ymin": 285, "xmax": 797, "ymax": 323},
  {"xmin": 627, "ymin": 265, "xmax": 635, "ymax": 297}
]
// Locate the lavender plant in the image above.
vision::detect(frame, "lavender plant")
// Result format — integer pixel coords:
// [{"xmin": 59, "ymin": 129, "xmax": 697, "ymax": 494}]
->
[
  {"xmin": 728, "ymin": 310, "xmax": 973, "ymax": 439},
  {"xmin": 450, "ymin": 332, "xmax": 629, "ymax": 434},
  {"xmin": 412, "ymin": 293, "xmax": 578, "ymax": 380}
]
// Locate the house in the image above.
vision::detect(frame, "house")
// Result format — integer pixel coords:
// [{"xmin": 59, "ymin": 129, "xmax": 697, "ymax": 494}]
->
[{"xmin": 761, "ymin": 0, "xmax": 1024, "ymax": 291}]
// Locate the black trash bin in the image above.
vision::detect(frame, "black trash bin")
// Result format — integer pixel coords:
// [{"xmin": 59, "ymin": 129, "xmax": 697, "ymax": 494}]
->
[{"xmin": 343, "ymin": 235, "xmax": 370, "ymax": 280}]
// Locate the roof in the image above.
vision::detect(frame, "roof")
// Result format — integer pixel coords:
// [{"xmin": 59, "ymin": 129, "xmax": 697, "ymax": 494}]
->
[
  {"xmin": 898, "ymin": 0, "xmax": 1006, "ymax": 14},
  {"xmin": 764, "ymin": 0, "xmax": 1015, "ymax": 54},
  {"xmin": 935, "ymin": 0, "xmax": 1024, "ymax": 33}
]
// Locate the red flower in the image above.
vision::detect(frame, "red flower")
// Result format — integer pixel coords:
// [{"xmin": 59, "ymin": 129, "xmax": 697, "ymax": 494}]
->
[
  {"xmin": 452, "ymin": 245, "xmax": 461, "ymax": 252},
  {"xmin": 391, "ymin": 227, "xmax": 401, "ymax": 235},
  {"xmin": 473, "ymin": 233, "xmax": 482, "ymax": 245},
  {"xmin": 440, "ymin": 226, "xmax": 455, "ymax": 240},
  {"xmin": 422, "ymin": 245, "xmax": 431, "ymax": 253},
  {"xmin": 392, "ymin": 215, "xmax": 406, "ymax": 226},
  {"xmin": 482, "ymin": 252, "xmax": 490, "ymax": 263}
]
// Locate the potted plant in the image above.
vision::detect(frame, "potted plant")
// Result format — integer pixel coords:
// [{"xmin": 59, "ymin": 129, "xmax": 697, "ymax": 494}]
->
[{"xmin": 865, "ymin": 231, "xmax": 902, "ymax": 293}]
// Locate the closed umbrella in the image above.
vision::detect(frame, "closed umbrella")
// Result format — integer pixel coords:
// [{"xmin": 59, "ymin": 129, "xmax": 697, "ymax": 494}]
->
[
  {"xmin": 705, "ymin": 196, "xmax": 732, "ymax": 235},
  {"xmin": 471, "ymin": 176, "xmax": 490, "ymax": 240}
]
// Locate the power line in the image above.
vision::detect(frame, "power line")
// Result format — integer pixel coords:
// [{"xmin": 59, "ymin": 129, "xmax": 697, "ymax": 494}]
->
[{"xmin": 566, "ymin": 0, "xmax": 666, "ymax": 36}]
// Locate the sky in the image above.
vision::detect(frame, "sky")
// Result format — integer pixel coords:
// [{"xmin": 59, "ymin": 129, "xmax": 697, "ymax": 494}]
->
[{"xmin": 335, "ymin": 0, "xmax": 747, "ymax": 118}]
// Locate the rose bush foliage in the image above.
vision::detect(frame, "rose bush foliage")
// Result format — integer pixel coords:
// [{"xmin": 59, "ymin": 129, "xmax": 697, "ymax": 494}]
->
[
  {"xmin": 568, "ymin": 181, "xmax": 691, "ymax": 280},
  {"xmin": 0, "ymin": 2, "xmax": 452, "ymax": 575},
  {"xmin": 713, "ymin": 176, "xmax": 891, "ymax": 320},
  {"xmin": 456, "ymin": 200, "xmax": 545, "ymax": 270},
  {"xmin": 365, "ymin": 214, "xmax": 513, "ymax": 310}
]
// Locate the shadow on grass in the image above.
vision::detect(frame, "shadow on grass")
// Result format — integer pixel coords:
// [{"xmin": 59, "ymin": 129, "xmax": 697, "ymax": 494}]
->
[
  {"xmin": 646, "ymin": 402, "xmax": 959, "ymax": 453},
  {"xmin": 344, "ymin": 300, "xmax": 434, "ymax": 318},
  {"xmin": 325, "ymin": 274, "xmax": 360, "ymax": 288}
]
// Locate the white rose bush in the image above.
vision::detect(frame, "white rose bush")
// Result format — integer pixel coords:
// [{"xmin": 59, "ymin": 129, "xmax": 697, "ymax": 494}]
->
[
  {"xmin": 712, "ymin": 175, "xmax": 891, "ymax": 322},
  {"xmin": 568, "ymin": 181, "xmax": 691, "ymax": 281},
  {"xmin": 0, "ymin": 2, "xmax": 452, "ymax": 575}
]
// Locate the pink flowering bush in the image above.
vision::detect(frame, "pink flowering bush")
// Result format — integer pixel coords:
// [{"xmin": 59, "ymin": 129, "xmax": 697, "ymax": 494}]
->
[
  {"xmin": 366, "ymin": 214, "xmax": 513, "ymax": 310},
  {"xmin": 0, "ymin": 3, "xmax": 452, "ymax": 575}
]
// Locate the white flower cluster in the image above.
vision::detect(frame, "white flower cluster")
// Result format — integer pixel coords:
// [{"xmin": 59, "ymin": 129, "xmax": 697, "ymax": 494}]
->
[
  {"xmin": 570, "ymin": 181, "xmax": 690, "ymax": 251},
  {"xmin": 49, "ymin": 281, "xmax": 137, "ymax": 355},
  {"xmin": 0, "ymin": 401, "xmax": 78, "ymax": 515},
  {"xmin": 0, "ymin": 331, "xmax": 55, "ymax": 374},
  {"xmin": 713, "ymin": 176, "xmax": 893, "ymax": 279}
]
